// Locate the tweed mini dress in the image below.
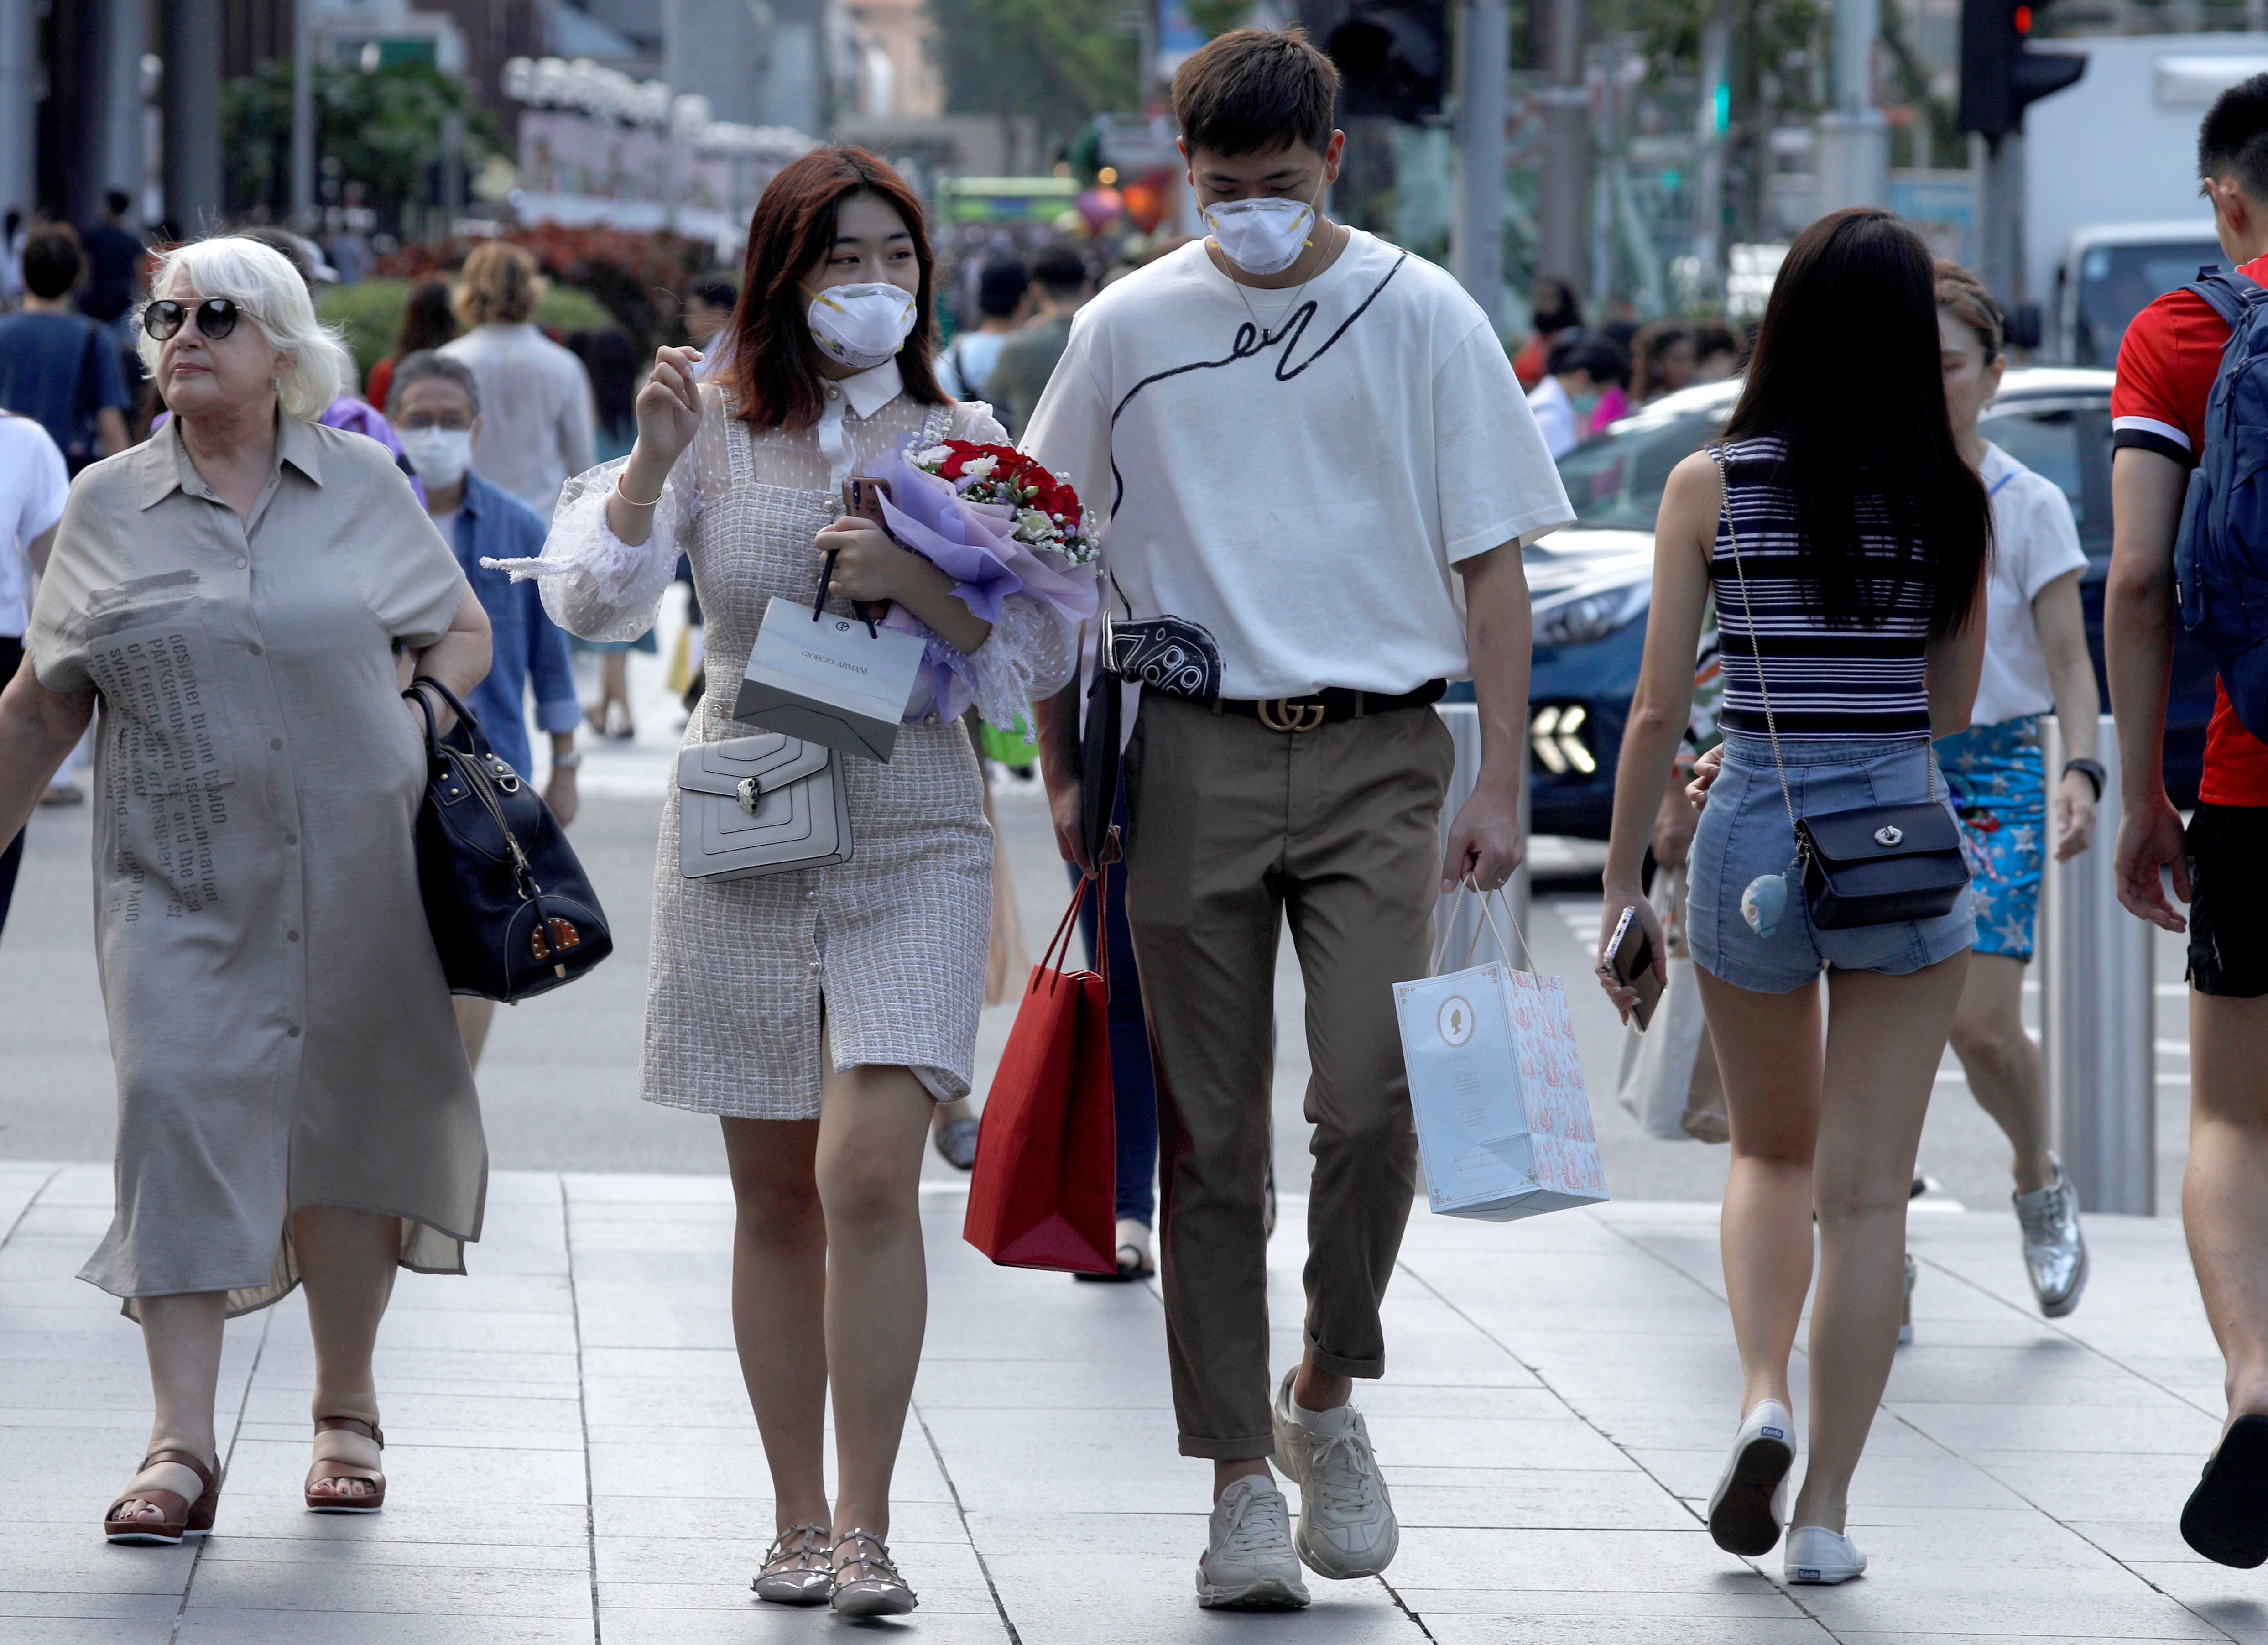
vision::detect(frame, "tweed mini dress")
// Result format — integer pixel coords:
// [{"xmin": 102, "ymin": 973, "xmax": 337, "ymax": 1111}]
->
[{"xmin": 507, "ymin": 366, "xmax": 1076, "ymax": 1117}]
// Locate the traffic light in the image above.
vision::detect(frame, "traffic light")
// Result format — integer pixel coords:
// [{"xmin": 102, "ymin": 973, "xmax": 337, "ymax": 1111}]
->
[
  {"xmin": 1324, "ymin": 0, "xmax": 1447, "ymax": 121},
  {"xmin": 1958, "ymin": 0, "xmax": 2086, "ymax": 141}
]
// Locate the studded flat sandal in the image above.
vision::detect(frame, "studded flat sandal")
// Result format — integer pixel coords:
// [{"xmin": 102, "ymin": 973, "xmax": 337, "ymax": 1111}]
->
[
  {"xmin": 751, "ymin": 1522, "xmax": 833, "ymax": 1605},
  {"xmin": 829, "ymin": 1527, "xmax": 918, "ymax": 1617},
  {"xmin": 303, "ymin": 1415, "xmax": 386, "ymax": 1514},
  {"xmin": 104, "ymin": 1448, "xmax": 220, "ymax": 1545}
]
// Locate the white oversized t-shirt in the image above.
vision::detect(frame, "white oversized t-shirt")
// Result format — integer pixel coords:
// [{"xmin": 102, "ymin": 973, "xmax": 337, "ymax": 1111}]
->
[
  {"xmin": 1969, "ymin": 441, "xmax": 2089, "ymax": 728},
  {"xmin": 1021, "ymin": 231, "xmax": 1573, "ymax": 699},
  {"xmin": 0, "ymin": 413, "xmax": 68, "ymax": 636}
]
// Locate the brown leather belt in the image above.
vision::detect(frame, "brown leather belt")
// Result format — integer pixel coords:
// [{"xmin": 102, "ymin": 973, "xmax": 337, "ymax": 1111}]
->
[{"xmin": 1213, "ymin": 680, "xmax": 1448, "ymax": 732}]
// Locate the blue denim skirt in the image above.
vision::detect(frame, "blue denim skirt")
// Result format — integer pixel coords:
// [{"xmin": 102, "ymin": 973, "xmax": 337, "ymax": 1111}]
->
[{"xmin": 1686, "ymin": 731, "xmax": 1976, "ymax": 994}]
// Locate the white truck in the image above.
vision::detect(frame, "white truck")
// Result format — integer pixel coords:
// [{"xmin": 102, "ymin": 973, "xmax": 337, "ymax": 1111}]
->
[{"xmin": 2023, "ymin": 33, "xmax": 2268, "ymax": 363}]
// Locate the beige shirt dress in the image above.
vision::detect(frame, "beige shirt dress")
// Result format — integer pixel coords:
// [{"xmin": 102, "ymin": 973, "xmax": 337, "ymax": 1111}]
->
[{"xmin": 27, "ymin": 415, "xmax": 487, "ymax": 1317}]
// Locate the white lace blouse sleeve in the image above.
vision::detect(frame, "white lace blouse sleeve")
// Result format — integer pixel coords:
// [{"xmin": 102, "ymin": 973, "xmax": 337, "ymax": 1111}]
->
[
  {"xmin": 480, "ymin": 414, "xmax": 707, "ymax": 643},
  {"xmin": 948, "ymin": 400, "xmax": 1083, "ymax": 724}
]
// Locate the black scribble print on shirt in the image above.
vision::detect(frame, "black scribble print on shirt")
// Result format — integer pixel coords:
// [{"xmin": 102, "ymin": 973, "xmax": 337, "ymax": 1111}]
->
[{"xmin": 1105, "ymin": 251, "xmax": 1408, "ymax": 516}]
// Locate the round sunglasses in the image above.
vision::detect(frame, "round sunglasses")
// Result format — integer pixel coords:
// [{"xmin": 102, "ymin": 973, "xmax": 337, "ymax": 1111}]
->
[{"xmin": 142, "ymin": 297, "xmax": 241, "ymax": 343}]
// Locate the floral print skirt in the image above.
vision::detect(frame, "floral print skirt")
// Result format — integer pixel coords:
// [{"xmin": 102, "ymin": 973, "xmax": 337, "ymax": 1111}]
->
[{"xmin": 1935, "ymin": 715, "xmax": 2045, "ymax": 962}]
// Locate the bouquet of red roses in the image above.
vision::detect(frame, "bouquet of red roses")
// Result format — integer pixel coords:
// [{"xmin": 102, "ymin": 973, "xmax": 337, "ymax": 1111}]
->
[{"xmin": 911, "ymin": 439, "xmax": 1100, "ymax": 567}]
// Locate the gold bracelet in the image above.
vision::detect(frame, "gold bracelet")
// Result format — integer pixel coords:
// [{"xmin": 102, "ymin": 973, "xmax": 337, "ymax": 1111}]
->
[{"xmin": 614, "ymin": 474, "xmax": 664, "ymax": 508}]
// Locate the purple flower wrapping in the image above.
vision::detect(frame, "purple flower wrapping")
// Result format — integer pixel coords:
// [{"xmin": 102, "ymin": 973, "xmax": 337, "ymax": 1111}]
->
[{"xmin": 861, "ymin": 442, "xmax": 1100, "ymax": 722}]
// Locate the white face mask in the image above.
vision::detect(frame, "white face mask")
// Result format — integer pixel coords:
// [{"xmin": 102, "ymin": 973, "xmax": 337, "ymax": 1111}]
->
[
  {"xmin": 399, "ymin": 425, "xmax": 473, "ymax": 489},
  {"xmin": 805, "ymin": 282, "xmax": 918, "ymax": 371},
  {"xmin": 1202, "ymin": 187, "xmax": 1321, "ymax": 277}
]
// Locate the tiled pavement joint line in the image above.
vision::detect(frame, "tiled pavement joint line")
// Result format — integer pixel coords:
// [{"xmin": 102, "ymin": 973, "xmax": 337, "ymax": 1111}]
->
[
  {"xmin": 170, "ymin": 1297, "xmax": 276, "ymax": 1644},
  {"xmin": 1897, "ymin": 1250, "xmax": 2249, "ymax": 1644},
  {"xmin": 1374, "ymin": 1574, "xmax": 1442, "ymax": 1640},
  {"xmin": 910, "ymin": 1397, "xmax": 1023, "ymax": 1643},
  {"xmin": 1396, "ymin": 1238, "xmax": 1844, "ymax": 1641},
  {"xmin": 1913, "ymin": 1244, "xmax": 2224, "ymax": 1424},
  {"xmin": 0, "ymin": 1162, "xmax": 63, "ymax": 1252},
  {"xmin": 562, "ymin": 1174, "xmax": 605, "ymax": 1645},
  {"xmin": 1395, "ymin": 1238, "xmax": 1721, "ymax": 1526}
]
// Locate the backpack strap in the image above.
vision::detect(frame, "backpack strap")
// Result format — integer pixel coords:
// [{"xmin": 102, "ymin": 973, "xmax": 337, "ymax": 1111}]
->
[{"xmin": 2185, "ymin": 265, "xmax": 2268, "ymax": 329}]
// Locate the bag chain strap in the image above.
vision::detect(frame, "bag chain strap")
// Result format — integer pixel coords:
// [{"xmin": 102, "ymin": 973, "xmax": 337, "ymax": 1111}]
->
[{"xmin": 1707, "ymin": 444, "xmax": 1934, "ymax": 841}]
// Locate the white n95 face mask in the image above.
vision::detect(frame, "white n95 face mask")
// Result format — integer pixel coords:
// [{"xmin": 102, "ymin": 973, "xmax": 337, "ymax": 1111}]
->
[
  {"xmin": 1202, "ymin": 194, "xmax": 1318, "ymax": 277},
  {"xmin": 399, "ymin": 426, "xmax": 473, "ymax": 488},
  {"xmin": 805, "ymin": 282, "xmax": 918, "ymax": 371}
]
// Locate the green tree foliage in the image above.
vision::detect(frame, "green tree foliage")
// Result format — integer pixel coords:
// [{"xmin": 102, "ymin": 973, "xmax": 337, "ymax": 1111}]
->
[
  {"xmin": 222, "ymin": 59, "xmax": 499, "ymax": 228},
  {"xmin": 928, "ymin": 0, "xmax": 1142, "ymax": 154},
  {"xmin": 1184, "ymin": 0, "xmax": 1254, "ymax": 37}
]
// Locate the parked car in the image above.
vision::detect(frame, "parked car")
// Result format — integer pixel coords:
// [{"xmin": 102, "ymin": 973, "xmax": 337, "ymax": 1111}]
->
[{"xmin": 1507, "ymin": 370, "xmax": 2214, "ymax": 840}]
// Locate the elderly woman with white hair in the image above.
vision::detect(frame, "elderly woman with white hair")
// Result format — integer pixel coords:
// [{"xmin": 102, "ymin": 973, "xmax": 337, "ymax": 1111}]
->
[{"xmin": 0, "ymin": 233, "xmax": 493, "ymax": 1543}]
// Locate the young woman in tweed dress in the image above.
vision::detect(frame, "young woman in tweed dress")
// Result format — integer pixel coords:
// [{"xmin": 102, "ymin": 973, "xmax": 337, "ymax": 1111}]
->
[{"xmin": 495, "ymin": 148, "xmax": 1075, "ymax": 1617}]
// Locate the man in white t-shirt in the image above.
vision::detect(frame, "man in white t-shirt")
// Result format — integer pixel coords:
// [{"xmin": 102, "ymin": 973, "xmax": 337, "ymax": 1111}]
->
[
  {"xmin": 0, "ymin": 411, "xmax": 69, "ymax": 938},
  {"xmin": 1022, "ymin": 27, "xmax": 1571, "ymax": 1611}
]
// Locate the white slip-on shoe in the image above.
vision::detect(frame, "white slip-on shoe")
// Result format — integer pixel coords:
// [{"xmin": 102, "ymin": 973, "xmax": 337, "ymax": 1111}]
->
[
  {"xmin": 1705, "ymin": 1399, "xmax": 1794, "ymax": 1556},
  {"xmin": 1196, "ymin": 1477, "xmax": 1311, "ymax": 1609},
  {"xmin": 2014, "ymin": 1153, "xmax": 2089, "ymax": 1318},
  {"xmin": 1269, "ymin": 1367, "xmax": 1400, "ymax": 1578},
  {"xmin": 1784, "ymin": 1525, "xmax": 1867, "ymax": 1584}
]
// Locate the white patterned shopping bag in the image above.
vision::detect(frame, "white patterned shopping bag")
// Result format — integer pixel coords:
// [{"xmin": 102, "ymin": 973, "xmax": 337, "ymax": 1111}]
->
[{"xmin": 1393, "ymin": 891, "xmax": 1608, "ymax": 1222}]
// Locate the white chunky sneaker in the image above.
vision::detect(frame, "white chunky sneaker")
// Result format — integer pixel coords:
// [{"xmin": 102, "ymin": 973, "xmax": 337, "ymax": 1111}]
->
[
  {"xmin": 1784, "ymin": 1525, "xmax": 1867, "ymax": 1584},
  {"xmin": 1269, "ymin": 1367, "xmax": 1399, "ymax": 1578},
  {"xmin": 1196, "ymin": 1477, "xmax": 1311, "ymax": 1609},
  {"xmin": 1705, "ymin": 1399, "xmax": 1794, "ymax": 1556},
  {"xmin": 2014, "ymin": 1153, "xmax": 2089, "ymax": 1318}
]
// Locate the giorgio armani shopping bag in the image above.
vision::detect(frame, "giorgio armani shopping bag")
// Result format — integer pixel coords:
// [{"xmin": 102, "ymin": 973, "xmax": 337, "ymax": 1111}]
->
[
  {"xmin": 964, "ymin": 874, "xmax": 1117, "ymax": 1274},
  {"xmin": 1393, "ymin": 890, "xmax": 1607, "ymax": 1222}
]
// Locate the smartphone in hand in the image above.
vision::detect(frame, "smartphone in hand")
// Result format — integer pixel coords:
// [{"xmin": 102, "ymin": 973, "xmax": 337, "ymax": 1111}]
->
[{"xmin": 1608, "ymin": 903, "xmax": 1666, "ymax": 1031}]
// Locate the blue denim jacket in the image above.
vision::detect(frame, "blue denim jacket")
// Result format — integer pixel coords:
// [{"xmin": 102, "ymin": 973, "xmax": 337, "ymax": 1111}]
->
[{"xmin": 444, "ymin": 472, "xmax": 579, "ymax": 774}]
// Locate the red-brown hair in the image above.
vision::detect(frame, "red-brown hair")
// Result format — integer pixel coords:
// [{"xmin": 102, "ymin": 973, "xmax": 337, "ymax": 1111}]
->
[{"xmin": 721, "ymin": 145, "xmax": 946, "ymax": 430}]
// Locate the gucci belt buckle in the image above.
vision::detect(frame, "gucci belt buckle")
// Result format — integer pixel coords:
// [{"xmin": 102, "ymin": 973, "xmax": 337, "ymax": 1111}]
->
[{"xmin": 1257, "ymin": 697, "xmax": 1326, "ymax": 733}]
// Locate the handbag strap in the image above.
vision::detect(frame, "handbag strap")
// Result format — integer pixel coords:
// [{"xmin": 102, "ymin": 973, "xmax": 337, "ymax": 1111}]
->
[
  {"xmin": 1707, "ymin": 444, "xmax": 1934, "ymax": 832},
  {"xmin": 1038, "ymin": 869, "xmax": 1108, "ymax": 985}
]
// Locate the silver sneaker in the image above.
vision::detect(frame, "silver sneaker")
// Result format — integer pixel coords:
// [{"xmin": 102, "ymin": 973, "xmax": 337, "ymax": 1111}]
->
[
  {"xmin": 2014, "ymin": 1153, "xmax": 2088, "ymax": 1317},
  {"xmin": 1197, "ymin": 1477, "xmax": 1310, "ymax": 1609},
  {"xmin": 1269, "ymin": 1368, "xmax": 1399, "ymax": 1578}
]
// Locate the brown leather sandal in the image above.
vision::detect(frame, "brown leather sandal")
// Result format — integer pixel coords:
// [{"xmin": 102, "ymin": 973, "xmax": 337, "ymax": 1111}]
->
[
  {"xmin": 304, "ymin": 1415, "xmax": 386, "ymax": 1514},
  {"xmin": 104, "ymin": 1447, "xmax": 220, "ymax": 1545}
]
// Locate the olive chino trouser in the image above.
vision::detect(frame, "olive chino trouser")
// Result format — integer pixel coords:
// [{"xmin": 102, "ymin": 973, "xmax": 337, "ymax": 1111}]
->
[{"xmin": 1121, "ymin": 690, "xmax": 1454, "ymax": 1459}]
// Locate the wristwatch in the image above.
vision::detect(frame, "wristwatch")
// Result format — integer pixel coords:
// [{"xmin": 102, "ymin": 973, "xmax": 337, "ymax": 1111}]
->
[
  {"xmin": 2062, "ymin": 757, "xmax": 2105, "ymax": 801},
  {"xmin": 552, "ymin": 749, "xmax": 583, "ymax": 771}
]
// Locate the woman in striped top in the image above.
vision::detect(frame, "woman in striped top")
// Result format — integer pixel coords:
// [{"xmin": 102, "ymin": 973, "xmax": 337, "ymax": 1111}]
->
[{"xmin": 1596, "ymin": 208, "xmax": 1992, "ymax": 1587}]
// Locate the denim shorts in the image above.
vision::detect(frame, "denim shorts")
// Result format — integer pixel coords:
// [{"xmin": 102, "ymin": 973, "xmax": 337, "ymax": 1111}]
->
[{"xmin": 1686, "ymin": 731, "xmax": 1977, "ymax": 994}]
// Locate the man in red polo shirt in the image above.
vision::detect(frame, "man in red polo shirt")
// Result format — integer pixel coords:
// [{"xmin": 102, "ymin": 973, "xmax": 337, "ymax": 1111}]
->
[{"xmin": 2108, "ymin": 71, "xmax": 2268, "ymax": 1568}]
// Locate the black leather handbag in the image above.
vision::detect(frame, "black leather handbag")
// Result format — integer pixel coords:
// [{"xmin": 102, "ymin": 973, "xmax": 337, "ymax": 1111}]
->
[
  {"xmin": 1712, "ymin": 447, "xmax": 1971, "ymax": 931},
  {"xmin": 406, "ymin": 677, "xmax": 613, "ymax": 1001}
]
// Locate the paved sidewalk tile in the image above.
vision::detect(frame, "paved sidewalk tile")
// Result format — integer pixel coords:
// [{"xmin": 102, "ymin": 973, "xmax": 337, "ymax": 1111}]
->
[{"xmin": 4, "ymin": 1169, "xmax": 2267, "ymax": 1641}]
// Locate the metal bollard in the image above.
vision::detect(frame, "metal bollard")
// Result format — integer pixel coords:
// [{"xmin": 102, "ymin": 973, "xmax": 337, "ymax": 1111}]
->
[
  {"xmin": 1434, "ymin": 703, "xmax": 1530, "ymax": 971},
  {"xmin": 2041, "ymin": 714, "xmax": 2155, "ymax": 1215}
]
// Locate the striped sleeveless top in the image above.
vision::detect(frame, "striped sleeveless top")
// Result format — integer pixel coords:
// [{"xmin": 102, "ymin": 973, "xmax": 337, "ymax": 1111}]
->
[{"xmin": 1711, "ymin": 434, "xmax": 1936, "ymax": 742}]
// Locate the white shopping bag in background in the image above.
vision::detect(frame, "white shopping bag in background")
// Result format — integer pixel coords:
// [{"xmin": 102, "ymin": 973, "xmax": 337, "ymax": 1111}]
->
[{"xmin": 1394, "ymin": 890, "xmax": 1608, "ymax": 1222}]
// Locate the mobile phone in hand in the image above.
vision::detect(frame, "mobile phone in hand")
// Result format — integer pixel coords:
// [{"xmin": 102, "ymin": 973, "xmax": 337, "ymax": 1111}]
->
[{"xmin": 1608, "ymin": 903, "xmax": 1666, "ymax": 1031}]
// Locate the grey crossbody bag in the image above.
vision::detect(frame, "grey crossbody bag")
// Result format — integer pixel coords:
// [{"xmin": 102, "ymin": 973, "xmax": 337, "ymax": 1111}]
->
[{"xmin": 676, "ymin": 731, "xmax": 854, "ymax": 880}]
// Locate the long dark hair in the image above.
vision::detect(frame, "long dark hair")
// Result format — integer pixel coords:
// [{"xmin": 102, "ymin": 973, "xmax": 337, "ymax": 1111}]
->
[
  {"xmin": 721, "ymin": 145, "xmax": 946, "ymax": 431},
  {"xmin": 395, "ymin": 278, "xmax": 459, "ymax": 356},
  {"xmin": 1724, "ymin": 208, "xmax": 1989, "ymax": 639}
]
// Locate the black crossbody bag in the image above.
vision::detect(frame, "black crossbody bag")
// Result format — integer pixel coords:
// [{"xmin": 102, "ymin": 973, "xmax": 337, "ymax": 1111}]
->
[
  {"xmin": 1712, "ymin": 447, "xmax": 1970, "ymax": 930},
  {"xmin": 406, "ymin": 677, "xmax": 614, "ymax": 999}
]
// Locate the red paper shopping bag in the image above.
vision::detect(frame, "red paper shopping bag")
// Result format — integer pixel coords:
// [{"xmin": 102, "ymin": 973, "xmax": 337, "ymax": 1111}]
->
[{"xmin": 964, "ymin": 872, "xmax": 1117, "ymax": 1274}]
